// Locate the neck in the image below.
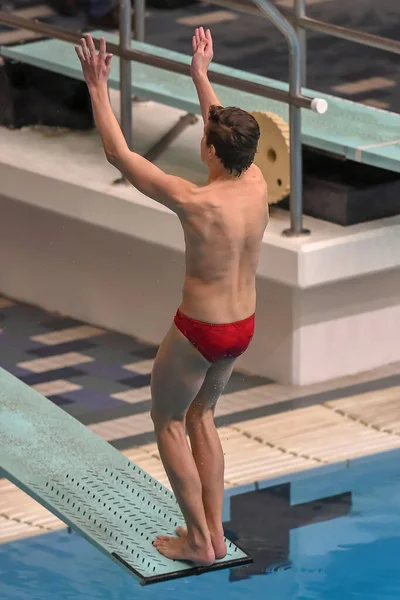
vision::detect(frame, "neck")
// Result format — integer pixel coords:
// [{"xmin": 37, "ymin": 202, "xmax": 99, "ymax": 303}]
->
[{"xmin": 207, "ymin": 164, "xmax": 238, "ymax": 184}]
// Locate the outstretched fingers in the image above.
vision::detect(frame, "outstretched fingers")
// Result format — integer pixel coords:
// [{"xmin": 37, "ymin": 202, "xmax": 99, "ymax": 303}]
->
[
  {"xmin": 205, "ymin": 28, "xmax": 213, "ymax": 50},
  {"xmin": 74, "ymin": 44, "xmax": 85, "ymax": 63},
  {"xmin": 199, "ymin": 26, "xmax": 207, "ymax": 48},
  {"xmin": 85, "ymin": 33, "xmax": 96, "ymax": 56},
  {"xmin": 81, "ymin": 36, "xmax": 91, "ymax": 61},
  {"xmin": 99, "ymin": 36, "xmax": 106, "ymax": 59}
]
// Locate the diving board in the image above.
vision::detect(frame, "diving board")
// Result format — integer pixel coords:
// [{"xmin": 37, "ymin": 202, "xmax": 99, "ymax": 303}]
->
[
  {"xmin": 2, "ymin": 32, "xmax": 400, "ymax": 172},
  {"xmin": 0, "ymin": 366, "xmax": 251, "ymax": 584}
]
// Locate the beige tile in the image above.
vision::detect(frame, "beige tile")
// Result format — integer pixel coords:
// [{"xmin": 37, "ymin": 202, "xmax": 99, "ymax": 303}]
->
[
  {"xmin": 233, "ymin": 404, "xmax": 400, "ymax": 464},
  {"xmin": 31, "ymin": 325, "xmax": 105, "ymax": 346},
  {"xmin": 89, "ymin": 413, "xmax": 153, "ymax": 441},
  {"xmin": 333, "ymin": 77, "xmax": 395, "ymax": 95},
  {"xmin": 0, "ymin": 517, "xmax": 43, "ymax": 543},
  {"xmin": 14, "ymin": 5, "xmax": 55, "ymax": 18},
  {"xmin": 112, "ymin": 387, "xmax": 152, "ymax": 403},
  {"xmin": 18, "ymin": 352, "xmax": 94, "ymax": 373},
  {"xmin": 0, "ymin": 29, "xmax": 44, "ymax": 45},
  {"xmin": 326, "ymin": 387, "xmax": 400, "ymax": 434},
  {"xmin": 177, "ymin": 10, "xmax": 238, "ymax": 27},
  {"xmin": 32, "ymin": 379, "xmax": 82, "ymax": 397},
  {"xmin": 123, "ymin": 359, "xmax": 154, "ymax": 375}
]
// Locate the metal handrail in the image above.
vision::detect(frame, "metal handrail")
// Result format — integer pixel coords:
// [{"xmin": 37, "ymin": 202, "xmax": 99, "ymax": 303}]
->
[
  {"xmin": 252, "ymin": 0, "xmax": 307, "ymax": 236},
  {"xmin": 205, "ymin": 0, "xmax": 400, "ymax": 57},
  {"xmin": 0, "ymin": 10, "xmax": 318, "ymax": 109},
  {"xmin": 0, "ymin": 3, "xmax": 326, "ymax": 236},
  {"xmin": 298, "ymin": 16, "xmax": 400, "ymax": 55}
]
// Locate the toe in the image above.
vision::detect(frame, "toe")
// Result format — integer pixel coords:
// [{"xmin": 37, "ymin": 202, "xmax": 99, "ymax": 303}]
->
[{"xmin": 176, "ymin": 526, "xmax": 187, "ymax": 537}]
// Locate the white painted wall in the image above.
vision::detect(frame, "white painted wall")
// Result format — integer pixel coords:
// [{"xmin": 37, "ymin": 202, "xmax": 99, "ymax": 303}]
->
[{"xmin": 1, "ymin": 194, "xmax": 399, "ymax": 385}]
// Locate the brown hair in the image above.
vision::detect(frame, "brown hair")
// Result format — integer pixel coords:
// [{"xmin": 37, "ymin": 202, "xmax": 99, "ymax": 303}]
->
[{"xmin": 205, "ymin": 105, "xmax": 260, "ymax": 176}]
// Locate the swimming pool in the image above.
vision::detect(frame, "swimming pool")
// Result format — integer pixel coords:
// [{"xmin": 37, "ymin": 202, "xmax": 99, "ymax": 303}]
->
[{"xmin": 1, "ymin": 448, "xmax": 400, "ymax": 600}]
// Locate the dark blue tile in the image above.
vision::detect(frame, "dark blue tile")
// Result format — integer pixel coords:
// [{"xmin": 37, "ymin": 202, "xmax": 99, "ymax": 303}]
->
[
  {"xmin": 131, "ymin": 346, "xmax": 158, "ymax": 360},
  {"xmin": 49, "ymin": 395, "xmax": 74, "ymax": 406},
  {"xmin": 27, "ymin": 340, "xmax": 96, "ymax": 357},
  {"xmin": 96, "ymin": 332, "xmax": 150, "ymax": 353},
  {"xmin": 20, "ymin": 367, "xmax": 85, "ymax": 386},
  {"xmin": 119, "ymin": 373, "xmax": 151, "ymax": 389},
  {"xmin": 0, "ymin": 363, "xmax": 32, "ymax": 378},
  {"xmin": 78, "ymin": 361, "xmax": 136, "ymax": 381},
  {"xmin": 224, "ymin": 372, "xmax": 273, "ymax": 394},
  {"xmin": 41, "ymin": 317, "xmax": 85, "ymax": 331},
  {"xmin": 0, "ymin": 332, "xmax": 44, "ymax": 352},
  {"xmin": 63, "ymin": 389, "xmax": 128, "ymax": 409}
]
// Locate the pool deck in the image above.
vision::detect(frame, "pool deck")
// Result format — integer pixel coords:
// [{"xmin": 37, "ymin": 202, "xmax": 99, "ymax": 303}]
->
[{"xmin": 1, "ymin": 295, "xmax": 399, "ymax": 544}]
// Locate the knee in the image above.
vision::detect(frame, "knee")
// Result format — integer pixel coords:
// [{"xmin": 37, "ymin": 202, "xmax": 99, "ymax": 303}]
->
[
  {"xmin": 186, "ymin": 403, "xmax": 215, "ymax": 431},
  {"xmin": 151, "ymin": 407, "xmax": 185, "ymax": 436}
]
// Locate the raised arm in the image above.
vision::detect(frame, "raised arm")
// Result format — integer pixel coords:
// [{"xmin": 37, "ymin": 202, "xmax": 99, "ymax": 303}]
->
[
  {"xmin": 191, "ymin": 27, "xmax": 223, "ymax": 124},
  {"xmin": 75, "ymin": 34, "xmax": 195, "ymax": 213}
]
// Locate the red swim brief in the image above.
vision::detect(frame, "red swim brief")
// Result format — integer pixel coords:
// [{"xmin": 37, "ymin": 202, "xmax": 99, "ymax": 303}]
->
[{"xmin": 174, "ymin": 309, "xmax": 255, "ymax": 363}]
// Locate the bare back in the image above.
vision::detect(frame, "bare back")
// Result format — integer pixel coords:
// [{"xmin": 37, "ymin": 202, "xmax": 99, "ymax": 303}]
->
[{"xmin": 178, "ymin": 164, "xmax": 268, "ymax": 323}]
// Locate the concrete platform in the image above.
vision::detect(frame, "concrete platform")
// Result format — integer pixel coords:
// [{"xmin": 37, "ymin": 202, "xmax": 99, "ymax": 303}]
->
[{"xmin": 0, "ymin": 91, "xmax": 399, "ymax": 384}]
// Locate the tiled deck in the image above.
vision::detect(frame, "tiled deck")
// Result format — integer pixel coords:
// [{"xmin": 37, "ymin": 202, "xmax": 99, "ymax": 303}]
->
[{"xmin": 1, "ymin": 295, "xmax": 399, "ymax": 544}]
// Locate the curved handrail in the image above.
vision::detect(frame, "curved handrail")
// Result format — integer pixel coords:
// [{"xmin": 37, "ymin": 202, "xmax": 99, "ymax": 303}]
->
[
  {"xmin": 251, "ymin": 0, "xmax": 310, "ymax": 235},
  {"xmin": 0, "ymin": 5, "xmax": 327, "ymax": 235},
  {"xmin": 0, "ymin": 11, "xmax": 325, "ymax": 111}
]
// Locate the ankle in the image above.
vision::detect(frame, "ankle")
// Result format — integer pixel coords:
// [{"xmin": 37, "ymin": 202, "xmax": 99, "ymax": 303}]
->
[
  {"xmin": 207, "ymin": 521, "xmax": 224, "ymax": 538},
  {"xmin": 187, "ymin": 528, "xmax": 213, "ymax": 551}
]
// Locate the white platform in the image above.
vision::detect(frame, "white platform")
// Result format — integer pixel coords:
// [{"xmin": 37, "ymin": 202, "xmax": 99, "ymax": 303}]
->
[{"xmin": 1, "ymin": 91, "xmax": 399, "ymax": 385}]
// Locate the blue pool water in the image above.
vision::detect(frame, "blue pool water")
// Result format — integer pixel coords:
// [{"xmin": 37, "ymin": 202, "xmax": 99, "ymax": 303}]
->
[{"xmin": 1, "ymin": 449, "xmax": 400, "ymax": 600}]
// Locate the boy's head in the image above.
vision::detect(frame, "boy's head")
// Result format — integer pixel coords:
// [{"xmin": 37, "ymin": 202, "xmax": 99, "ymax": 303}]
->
[{"xmin": 201, "ymin": 106, "xmax": 260, "ymax": 176}]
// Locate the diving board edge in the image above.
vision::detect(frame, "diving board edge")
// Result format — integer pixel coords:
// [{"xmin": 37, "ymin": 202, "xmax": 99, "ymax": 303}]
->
[
  {"xmin": 0, "ymin": 365, "xmax": 252, "ymax": 583},
  {"xmin": 113, "ymin": 549, "xmax": 253, "ymax": 585}
]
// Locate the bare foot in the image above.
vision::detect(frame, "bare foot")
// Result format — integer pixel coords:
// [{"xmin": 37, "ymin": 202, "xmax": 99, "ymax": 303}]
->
[
  {"xmin": 153, "ymin": 533, "xmax": 215, "ymax": 566},
  {"xmin": 176, "ymin": 526, "xmax": 227, "ymax": 560}
]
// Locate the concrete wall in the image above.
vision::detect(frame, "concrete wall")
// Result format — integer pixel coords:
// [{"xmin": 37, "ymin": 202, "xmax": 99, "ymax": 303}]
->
[{"xmin": 1, "ymin": 194, "xmax": 399, "ymax": 385}]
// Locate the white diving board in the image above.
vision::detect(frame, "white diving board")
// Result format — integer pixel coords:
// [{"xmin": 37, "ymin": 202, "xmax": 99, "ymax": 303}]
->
[
  {"xmin": 1, "ymin": 31, "xmax": 400, "ymax": 173},
  {"xmin": 0, "ymin": 366, "xmax": 251, "ymax": 584}
]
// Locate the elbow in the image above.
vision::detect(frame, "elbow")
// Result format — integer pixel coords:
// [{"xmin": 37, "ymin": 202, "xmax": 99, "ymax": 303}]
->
[{"xmin": 105, "ymin": 149, "xmax": 119, "ymax": 167}]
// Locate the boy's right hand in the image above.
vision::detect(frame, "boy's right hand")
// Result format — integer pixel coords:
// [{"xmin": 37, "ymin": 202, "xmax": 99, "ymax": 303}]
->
[{"xmin": 191, "ymin": 27, "xmax": 214, "ymax": 80}]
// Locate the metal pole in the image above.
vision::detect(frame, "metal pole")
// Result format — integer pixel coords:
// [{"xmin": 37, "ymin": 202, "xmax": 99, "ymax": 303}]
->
[
  {"xmin": 299, "ymin": 17, "xmax": 400, "ymax": 54},
  {"xmin": 0, "ymin": 12, "xmax": 325, "ymax": 112},
  {"xmin": 251, "ymin": 0, "xmax": 309, "ymax": 236},
  {"xmin": 294, "ymin": 0, "xmax": 307, "ymax": 87},
  {"xmin": 119, "ymin": 0, "xmax": 133, "ymax": 151},
  {"xmin": 134, "ymin": 0, "xmax": 145, "ymax": 42}
]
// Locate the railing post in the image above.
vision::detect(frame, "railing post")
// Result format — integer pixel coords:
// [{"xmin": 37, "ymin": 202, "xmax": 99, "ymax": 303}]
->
[
  {"xmin": 294, "ymin": 0, "xmax": 307, "ymax": 87},
  {"xmin": 251, "ymin": 0, "xmax": 310, "ymax": 236},
  {"xmin": 119, "ymin": 0, "xmax": 133, "ymax": 151},
  {"xmin": 134, "ymin": 0, "xmax": 146, "ymax": 42}
]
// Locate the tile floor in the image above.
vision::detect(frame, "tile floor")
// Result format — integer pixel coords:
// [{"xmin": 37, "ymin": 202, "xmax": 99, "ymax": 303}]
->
[{"xmin": 0, "ymin": 295, "xmax": 399, "ymax": 543}]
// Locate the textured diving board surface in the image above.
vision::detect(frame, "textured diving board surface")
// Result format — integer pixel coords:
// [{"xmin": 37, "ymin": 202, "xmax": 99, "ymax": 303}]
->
[
  {"xmin": 0, "ymin": 366, "xmax": 251, "ymax": 584},
  {"xmin": 2, "ymin": 32, "xmax": 400, "ymax": 172}
]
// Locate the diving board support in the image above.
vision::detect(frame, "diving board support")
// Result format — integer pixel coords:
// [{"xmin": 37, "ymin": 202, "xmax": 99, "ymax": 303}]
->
[
  {"xmin": 0, "ymin": 366, "xmax": 251, "ymax": 584},
  {"xmin": 144, "ymin": 113, "xmax": 199, "ymax": 163}
]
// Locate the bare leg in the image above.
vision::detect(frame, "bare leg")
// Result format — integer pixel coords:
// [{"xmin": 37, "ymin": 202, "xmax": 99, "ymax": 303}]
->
[
  {"xmin": 183, "ymin": 358, "xmax": 236, "ymax": 559},
  {"xmin": 150, "ymin": 323, "xmax": 215, "ymax": 565}
]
